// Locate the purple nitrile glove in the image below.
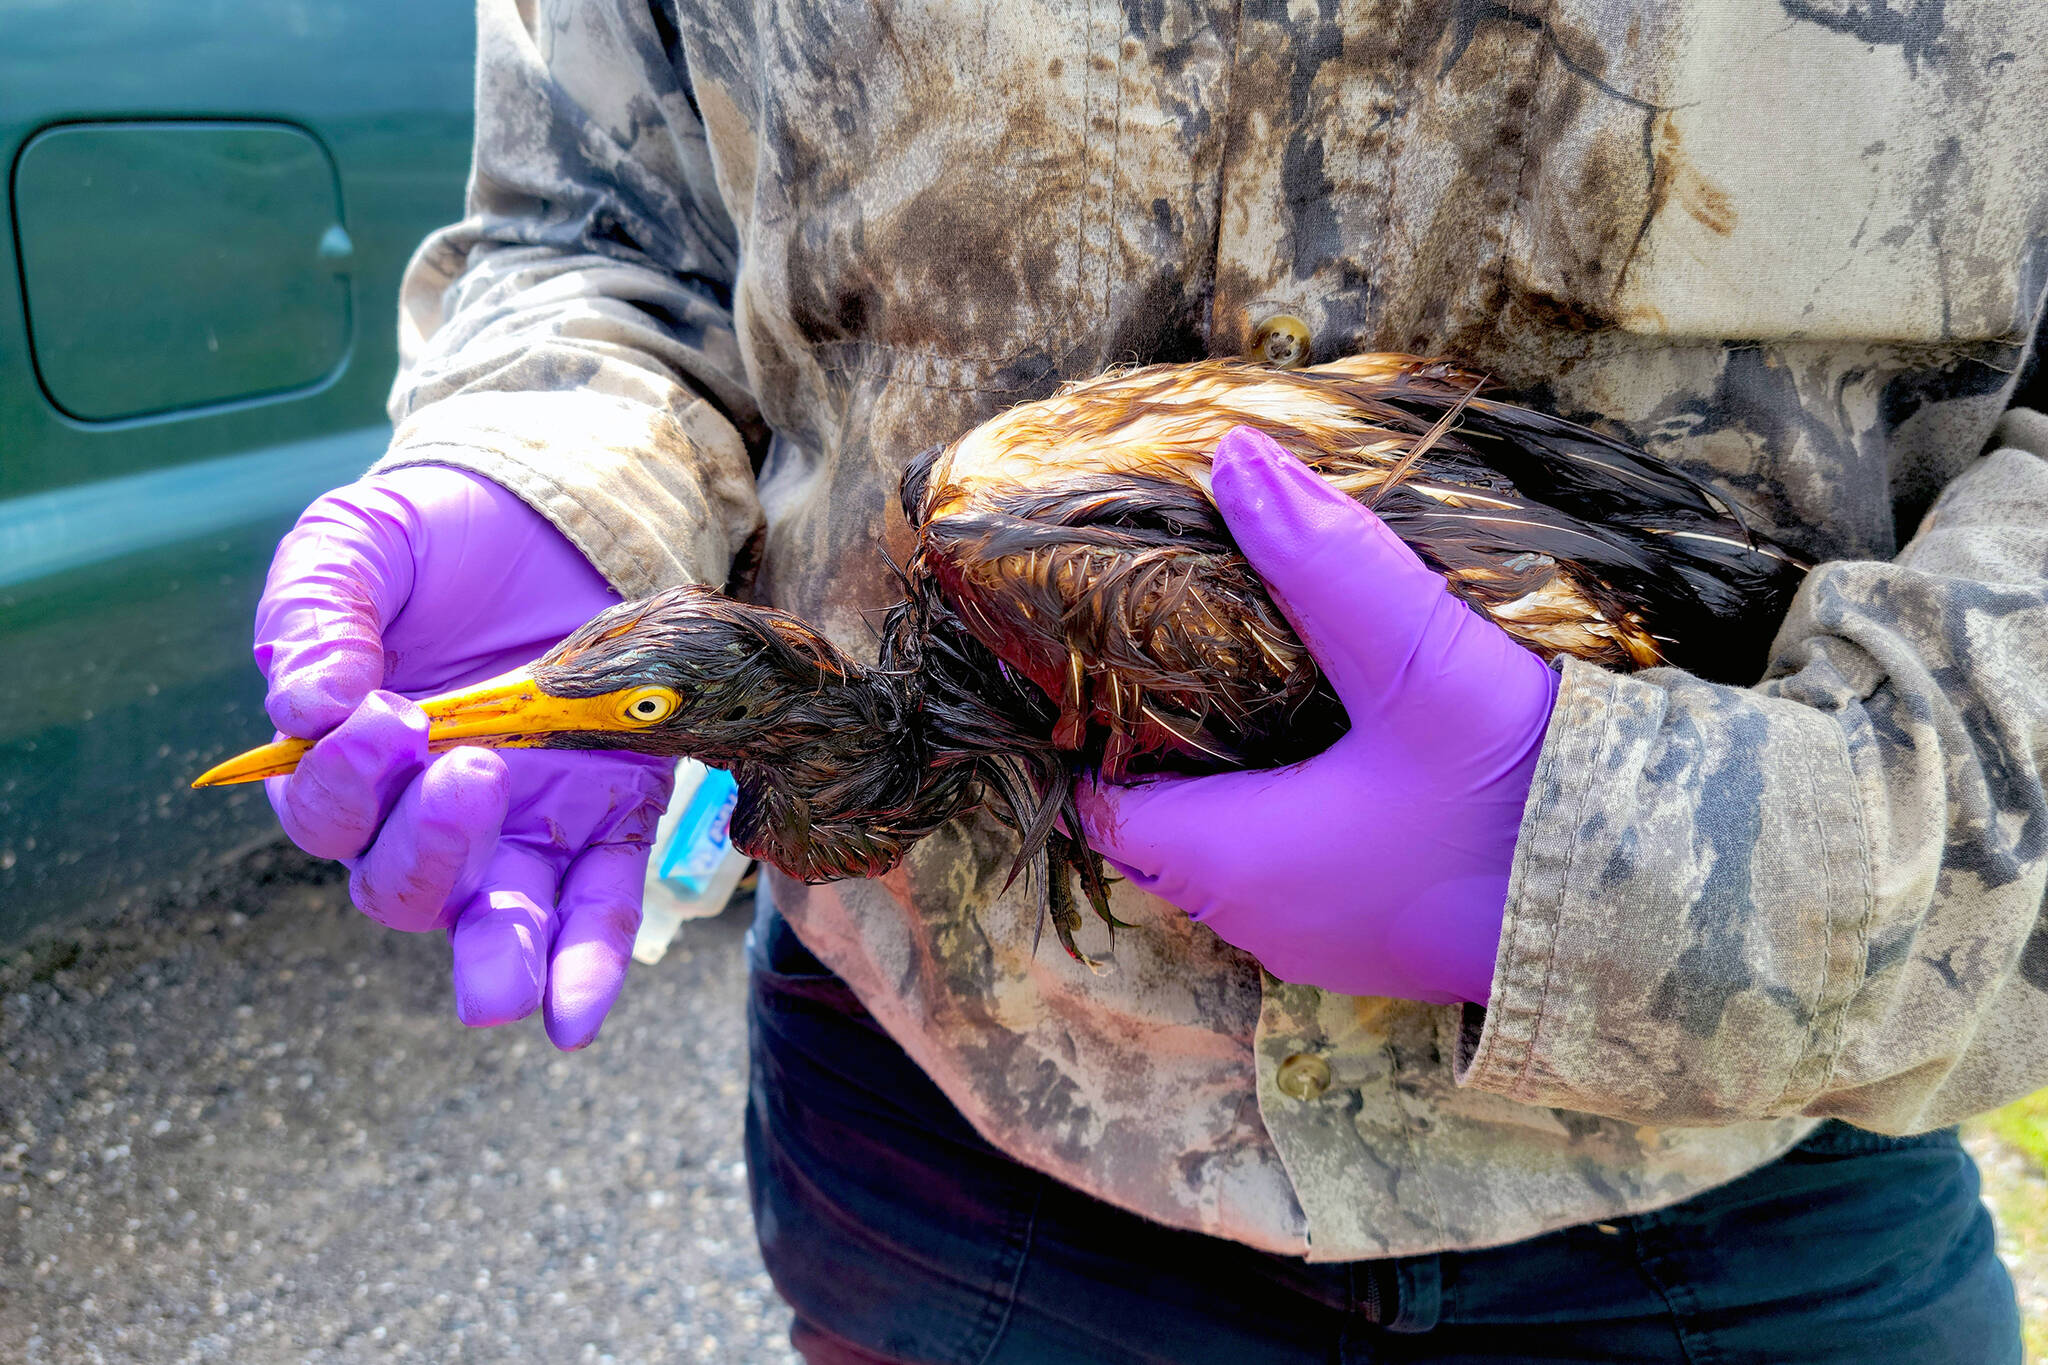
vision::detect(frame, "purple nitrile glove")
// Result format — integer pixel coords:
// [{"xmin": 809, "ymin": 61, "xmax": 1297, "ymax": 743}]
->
[
  {"xmin": 1076, "ymin": 427, "xmax": 1560, "ymax": 1005},
  {"xmin": 254, "ymin": 466, "xmax": 674, "ymax": 1048}
]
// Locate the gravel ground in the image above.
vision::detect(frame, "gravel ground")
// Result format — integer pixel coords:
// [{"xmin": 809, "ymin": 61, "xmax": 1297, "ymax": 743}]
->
[
  {"xmin": 6, "ymin": 846, "xmax": 2047, "ymax": 1364},
  {"xmin": 1965, "ymin": 1127, "xmax": 2048, "ymax": 1363},
  {"xmin": 0, "ymin": 846, "xmax": 798, "ymax": 1365}
]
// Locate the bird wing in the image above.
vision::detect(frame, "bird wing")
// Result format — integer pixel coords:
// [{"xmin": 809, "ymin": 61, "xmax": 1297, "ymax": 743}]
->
[{"xmin": 910, "ymin": 354, "xmax": 1806, "ymax": 777}]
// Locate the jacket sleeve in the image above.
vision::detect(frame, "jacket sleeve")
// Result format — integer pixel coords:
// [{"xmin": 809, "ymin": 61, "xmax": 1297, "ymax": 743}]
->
[
  {"xmin": 1459, "ymin": 408, "xmax": 2048, "ymax": 1132},
  {"xmin": 373, "ymin": 0, "xmax": 764, "ymax": 598}
]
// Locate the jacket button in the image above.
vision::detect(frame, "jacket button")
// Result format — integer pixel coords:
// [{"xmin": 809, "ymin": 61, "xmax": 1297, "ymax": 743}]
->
[
  {"xmin": 1250, "ymin": 314, "xmax": 1312, "ymax": 369},
  {"xmin": 1275, "ymin": 1051, "xmax": 1332, "ymax": 1101}
]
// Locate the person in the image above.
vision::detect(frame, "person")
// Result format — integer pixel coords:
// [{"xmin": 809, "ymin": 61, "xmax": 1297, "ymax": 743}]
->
[{"xmin": 248, "ymin": 2, "xmax": 2048, "ymax": 1359}]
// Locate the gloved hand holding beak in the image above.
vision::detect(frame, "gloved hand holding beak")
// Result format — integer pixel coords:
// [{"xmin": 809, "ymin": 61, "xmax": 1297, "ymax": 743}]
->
[
  {"xmin": 252, "ymin": 467, "xmax": 672, "ymax": 1049},
  {"xmin": 1077, "ymin": 426, "xmax": 1561, "ymax": 1005}
]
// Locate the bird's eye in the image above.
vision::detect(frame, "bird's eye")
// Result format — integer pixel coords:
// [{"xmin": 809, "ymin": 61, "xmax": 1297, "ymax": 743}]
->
[{"xmin": 617, "ymin": 687, "xmax": 680, "ymax": 726}]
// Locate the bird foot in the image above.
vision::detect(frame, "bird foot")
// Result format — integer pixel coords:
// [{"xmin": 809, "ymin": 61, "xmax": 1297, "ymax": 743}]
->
[{"xmin": 1043, "ymin": 835, "xmax": 1115, "ymax": 973}]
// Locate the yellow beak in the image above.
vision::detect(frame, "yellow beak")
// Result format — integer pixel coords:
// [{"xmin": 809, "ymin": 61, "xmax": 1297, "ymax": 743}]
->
[{"xmin": 191, "ymin": 667, "xmax": 640, "ymax": 788}]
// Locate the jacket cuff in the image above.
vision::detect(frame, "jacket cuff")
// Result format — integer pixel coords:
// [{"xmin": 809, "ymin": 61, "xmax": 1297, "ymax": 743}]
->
[
  {"xmin": 1455, "ymin": 658, "xmax": 1873, "ymax": 1122},
  {"xmin": 371, "ymin": 388, "xmax": 762, "ymax": 599}
]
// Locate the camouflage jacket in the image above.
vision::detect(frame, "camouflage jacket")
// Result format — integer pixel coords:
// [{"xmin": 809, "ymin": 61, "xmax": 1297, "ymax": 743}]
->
[{"xmin": 378, "ymin": 0, "xmax": 2048, "ymax": 1259}]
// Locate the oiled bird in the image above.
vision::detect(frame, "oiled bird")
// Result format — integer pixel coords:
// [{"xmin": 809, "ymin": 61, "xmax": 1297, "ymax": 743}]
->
[{"xmin": 197, "ymin": 354, "xmax": 1808, "ymax": 967}]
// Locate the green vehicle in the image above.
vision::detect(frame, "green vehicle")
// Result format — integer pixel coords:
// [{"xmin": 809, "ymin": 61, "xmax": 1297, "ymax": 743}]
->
[{"xmin": 0, "ymin": 3, "xmax": 475, "ymax": 941}]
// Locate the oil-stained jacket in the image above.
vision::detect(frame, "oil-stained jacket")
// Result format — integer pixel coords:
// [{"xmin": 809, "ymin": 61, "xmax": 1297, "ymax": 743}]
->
[{"xmin": 377, "ymin": 0, "xmax": 2048, "ymax": 1259}]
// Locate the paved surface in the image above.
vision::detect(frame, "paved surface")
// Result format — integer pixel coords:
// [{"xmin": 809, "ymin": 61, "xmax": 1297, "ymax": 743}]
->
[{"xmin": 0, "ymin": 846, "xmax": 799, "ymax": 1365}]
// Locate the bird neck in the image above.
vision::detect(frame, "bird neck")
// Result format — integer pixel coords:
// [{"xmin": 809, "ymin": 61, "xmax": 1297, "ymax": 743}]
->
[
  {"xmin": 709, "ymin": 662, "xmax": 977, "ymax": 885},
  {"xmin": 628, "ymin": 593, "xmax": 1065, "ymax": 887}
]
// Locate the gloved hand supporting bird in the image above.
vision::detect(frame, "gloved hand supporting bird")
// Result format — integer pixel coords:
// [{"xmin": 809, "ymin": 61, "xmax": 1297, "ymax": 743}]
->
[{"xmin": 1074, "ymin": 426, "xmax": 1559, "ymax": 1004}]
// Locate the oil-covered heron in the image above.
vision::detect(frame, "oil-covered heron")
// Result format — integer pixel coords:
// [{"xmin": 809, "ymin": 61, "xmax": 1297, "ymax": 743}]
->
[{"xmin": 197, "ymin": 354, "xmax": 1807, "ymax": 966}]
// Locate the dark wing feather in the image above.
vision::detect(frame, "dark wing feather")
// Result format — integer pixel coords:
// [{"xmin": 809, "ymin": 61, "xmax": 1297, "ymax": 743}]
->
[
  {"xmin": 1353, "ymin": 378, "xmax": 1810, "ymax": 677},
  {"xmin": 910, "ymin": 354, "xmax": 1811, "ymax": 785}
]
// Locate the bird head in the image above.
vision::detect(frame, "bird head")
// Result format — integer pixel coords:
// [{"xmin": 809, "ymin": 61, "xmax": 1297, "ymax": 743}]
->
[{"xmin": 191, "ymin": 586, "xmax": 882, "ymax": 788}]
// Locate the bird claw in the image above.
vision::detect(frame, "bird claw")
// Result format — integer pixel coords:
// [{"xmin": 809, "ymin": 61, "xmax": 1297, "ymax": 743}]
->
[
  {"xmin": 1044, "ymin": 835, "xmax": 1114, "ymax": 972},
  {"xmin": 1075, "ymin": 849, "xmax": 1133, "ymax": 930},
  {"xmin": 1050, "ymin": 910, "xmax": 1110, "ymax": 974}
]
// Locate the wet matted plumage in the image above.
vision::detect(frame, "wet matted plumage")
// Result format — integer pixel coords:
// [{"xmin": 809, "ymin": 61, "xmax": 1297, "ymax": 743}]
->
[{"xmin": 197, "ymin": 354, "xmax": 1809, "ymax": 969}]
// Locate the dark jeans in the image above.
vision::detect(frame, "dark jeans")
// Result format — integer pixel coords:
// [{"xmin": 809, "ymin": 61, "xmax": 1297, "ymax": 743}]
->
[{"xmin": 743, "ymin": 901, "xmax": 2021, "ymax": 1364}]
